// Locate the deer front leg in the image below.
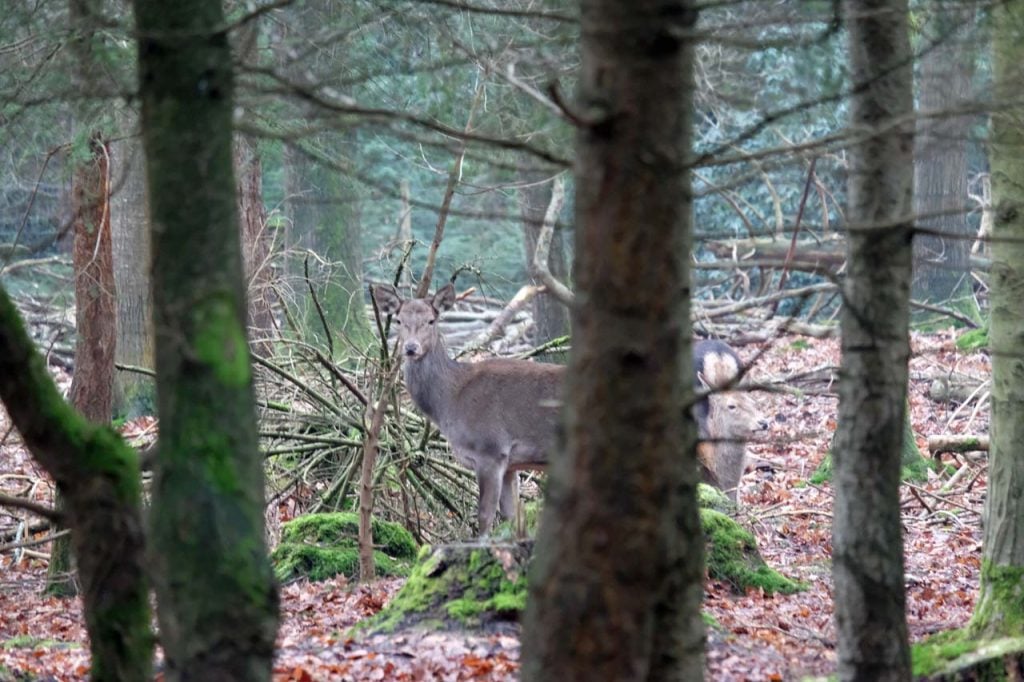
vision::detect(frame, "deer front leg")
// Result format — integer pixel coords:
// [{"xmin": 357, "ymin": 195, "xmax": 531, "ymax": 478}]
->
[
  {"xmin": 475, "ymin": 463, "xmax": 504, "ymax": 536},
  {"xmin": 499, "ymin": 469, "xmax": 519, "ymax": 520}
]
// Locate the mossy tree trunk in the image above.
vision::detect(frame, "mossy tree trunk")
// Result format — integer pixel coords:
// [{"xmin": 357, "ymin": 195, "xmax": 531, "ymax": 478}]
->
[
  {"xmin": 521, "ymin": 0, "xmax": 704, "ymax": 679},
  {"xmin": 971, "ymin": 0, "xmax": 1024, "ymax": 639},
  {"xmin": 833, "ymin": 1, "xmax": 914, "ymax": 680},
  {"xmin": 0, "ymin": 290, "xmax": 151, "ymax": 680},
  {"xmin": 133, "ymin": 0, "xmax": 280, "ymax": 679}
]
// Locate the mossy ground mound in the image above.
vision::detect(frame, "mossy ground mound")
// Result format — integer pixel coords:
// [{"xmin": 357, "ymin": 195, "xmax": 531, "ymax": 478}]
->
[
  {"xmin": 272, "ymin": 512, "xmax": 417, "ymax": 582},
  {"xmin": 357, "ymin": 542, "xmax": 531, "ymax": 635},
  {"xmin": 912, "ymin": 628, "xmax": 1024, "ymax": 679},
  {"xmin": 702, "ymin": 509, "xmax": 802, "ymax": 595}
]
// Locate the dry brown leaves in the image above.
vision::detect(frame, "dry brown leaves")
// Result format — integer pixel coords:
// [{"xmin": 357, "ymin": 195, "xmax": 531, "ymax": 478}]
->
[{"xmin": 0, "ymin": 332, "xmax": 988, "ymax": 680}]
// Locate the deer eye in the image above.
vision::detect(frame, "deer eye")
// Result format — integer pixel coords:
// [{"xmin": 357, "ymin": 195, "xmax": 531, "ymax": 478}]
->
[{"xmin": 428, "ymin": 318, "xmax": 436, "ymax": 325}]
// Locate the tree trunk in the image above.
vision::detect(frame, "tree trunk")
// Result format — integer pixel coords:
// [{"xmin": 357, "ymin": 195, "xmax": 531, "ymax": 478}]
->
[
  {"xmin": 521, "ymin": 1, "xmax": 704, "ymax": 680},
  {"xmin": 236, "ymin": 136, "xmax": 276, "ymax": 359},
  {"xmin": 47, "ymin": 131, "xmax": 117, "ymax": 598},
  {"xmin": 0, "ymin": 292, "xmax": 152, "ymax": 681},
  {"xmin": 111, "ymin": 121, "xmax": 154, "ymax": 418},
  {"xmin": 970, "ymin": 0, "xmax": 1024, "ymax": 639},
  {"xmin": 133, "ymin": 0, "xmax": 280, "ymax": 679},
  {"xmin": 284, "ymin": 146, "xmax": 372, "ymax": 352},
  {"xmin": 911, "ymin": 6, "xmax": 975, "ymax": 309},
  {"xmin": 521, "ymin": 174, "xmax": 569, "ymax": 358},
  {"xmin": 833, "ymin": 1, "xmax": 914, "ymax": 680}
]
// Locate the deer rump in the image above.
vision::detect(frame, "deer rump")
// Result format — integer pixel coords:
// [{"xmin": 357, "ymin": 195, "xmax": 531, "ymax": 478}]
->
[{"xmin": 372, "ymin": 283, "xmax": 757, "ymax": 534}]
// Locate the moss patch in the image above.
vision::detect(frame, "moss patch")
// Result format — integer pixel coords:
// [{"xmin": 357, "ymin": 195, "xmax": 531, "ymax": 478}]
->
[
  {"xmin": 956, "ymin": 326, "xmax": 989, "ymax": 351},
  {"xmin": 969, "ymin": 561, "xmax": 1024, "ymax": 638},
  {"xmin": 912, "ymin": 627, "xmax": 1024, "ymax": 678},
  {"xmin": 698, "ymin": 483, "xmax": 736, "ymax": 515},
  {"xmin": 356, "ymin": 542, "xmax": 531, "ymax": 635},
  {"xmin": 702, "ymin": 509, "xmax": 802, "ymax": 595},
  {"xmin": 272, "ymin": 512, "xmax": 417, "ymax": 582}
]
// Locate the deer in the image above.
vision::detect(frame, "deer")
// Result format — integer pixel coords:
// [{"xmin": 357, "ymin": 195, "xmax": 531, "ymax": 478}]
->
[
  {"xmin": 371, "ymin": 282, "xmax": 563, "ymax": 535},
  {"xmin": 372, "ymin": 282, "xmax": 762, "ymax": 532},
  {"xmin": 693, "ymin": 340, "xmax": 763, "ymax": 502}
]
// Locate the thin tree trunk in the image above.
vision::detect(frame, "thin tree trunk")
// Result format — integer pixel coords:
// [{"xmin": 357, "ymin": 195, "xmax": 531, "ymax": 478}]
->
[
  {"xmin": 970, "ymin": 0, "xmax": 1024, "ymax": 639},
  {"xmin": 521, "ymin": 0, "xmax": 703, "ymax": 679},
  {"xmin": 833, "ymin": 1, "xmax": 914, "ymax": 680},
  {"xmin": 111, "ymin": 122, "xmax": 154, "ymax": 418},
  {"xmin": 133, "ymin": 0, "xmax": 280, "ymax": 679},
  {"xmin": 236, "ymin": 136, "xmax": 276, "ymax": 359},
  {"xmin": 911, "ymin": 6, "xmax": 975, "ymax": 308},
  {"xmin": 47, "ymin": 131, "xmax": 117, "ymax": 598}
]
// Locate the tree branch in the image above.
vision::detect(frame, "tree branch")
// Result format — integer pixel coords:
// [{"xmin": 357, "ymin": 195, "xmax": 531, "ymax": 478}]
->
[{"xmin": 532, "ymin": 174, "xmax": 574, "ymax": 306}]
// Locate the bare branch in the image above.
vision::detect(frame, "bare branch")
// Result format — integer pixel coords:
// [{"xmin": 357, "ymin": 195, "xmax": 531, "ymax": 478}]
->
[{"xmin": 532, "ymin": 174, "xmax": 574, "ymax": 306}]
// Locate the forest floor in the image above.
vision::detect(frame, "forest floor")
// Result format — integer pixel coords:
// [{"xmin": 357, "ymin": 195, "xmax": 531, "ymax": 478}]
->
[{"xmin": 0, "ymin": 331, "xmax": 988, "ymax": 681}]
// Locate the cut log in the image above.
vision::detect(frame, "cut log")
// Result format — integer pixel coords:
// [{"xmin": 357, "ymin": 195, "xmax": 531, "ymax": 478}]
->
[{"xmin": 928, "ymin": 434, "xmax": 989, "ymax": 456}]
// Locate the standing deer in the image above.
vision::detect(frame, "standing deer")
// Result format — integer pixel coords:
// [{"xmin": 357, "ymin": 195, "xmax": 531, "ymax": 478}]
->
[
  {"xmin": 371, "ymin": 282, "xmax": 562, "ymax": 535},
  {"xmin": 693, "ymin": 340, "xmax": 762, "ymax": 501},
  {"xmin": 372, "ymin": 283, "xmax": 761, "ymax": 532}
]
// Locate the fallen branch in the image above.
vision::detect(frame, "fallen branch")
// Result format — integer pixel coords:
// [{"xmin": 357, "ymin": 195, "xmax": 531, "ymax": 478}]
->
[
  {"xmin": 0, "ymin": 492, "xmax": 61, "ymax": 522},
  {"xmin": 462, "ymin": 284, "xmax": 542, "ymax": 354},
  {"xmin": 928, "ymin": 434, "xmax": 989, "ymax": 456}
]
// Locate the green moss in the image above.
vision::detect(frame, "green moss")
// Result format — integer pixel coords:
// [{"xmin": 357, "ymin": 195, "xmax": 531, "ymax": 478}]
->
[
  {"xmin": 272, "ymin": 543, "xmax": 408, "ymax": 582},
  {"xmin": 281, "ymin": 512, "xmax": 417, "ymax": 559},
  {"xmin": 957, "ymin": 326, "xmax": 989, "ymax": 351},
  {"xmin": 701, "ymin": 509, "xmax": 802, "ymax": 595},
  {"xmin": 970, "ymin": 561, "xmax": 1024, "ymax": 638},
  {"xmin": 911, "ymin": 629, "xmax": 978, "ymax": 677},
  {"xmin": 357, "ymin": 544, "xmax": 529, "ymax": 634},
  {"xmin": 192, "ymin": 295, "xmax": 251, "ymax": 387},
  {"xmin": 697, "ymin": 483, "xmax": 735, "ymax": 514},
  {"xmin": 810, "ymin": 452, "xmax": 832, "ymax": 484},
  {"xmin": 273, "ymin": 512, "xmax": 417, "ymax": 582},
  {"xmin": 912, "ymin": 628, "xmax": 1024, "ymax": 678}
]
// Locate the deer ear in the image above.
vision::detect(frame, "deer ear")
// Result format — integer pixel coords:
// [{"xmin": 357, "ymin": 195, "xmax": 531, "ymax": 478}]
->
[
  {"xmin": 697, "ymin": 371, "xmax": 710, "ymax": 390},
  {"xmin": 432, "ymin": 283, "xmax": 456, "ymax": 311},
  {"xmin": 371, "ymin": 284, "xmax": 402, "ymax": 315}
]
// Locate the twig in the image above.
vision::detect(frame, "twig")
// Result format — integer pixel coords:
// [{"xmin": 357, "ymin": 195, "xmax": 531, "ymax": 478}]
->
[
  {"xmin": 0, "ymin": 493, "xmax": 61, "ymax": 522},
  {"xmin": 417, "ymin": 81, "xmax": 485, "ymax": 297},
  {"xmin": 0, "ymin": 529, "xmax": 70, "ymax": 554},
  {"xmin": 304, "ymin": 252, "xmax": 335, "ymax": 357}
]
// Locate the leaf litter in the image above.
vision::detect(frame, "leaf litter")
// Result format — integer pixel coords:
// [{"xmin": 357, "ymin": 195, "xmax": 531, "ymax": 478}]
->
[{"xmin": 0, "ymin": 333, "xmax": 987, "ymax": 680}]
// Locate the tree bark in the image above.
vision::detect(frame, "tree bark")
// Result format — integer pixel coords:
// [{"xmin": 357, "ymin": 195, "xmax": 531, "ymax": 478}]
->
[
  {"xmin": 911, "ymin": 6, "xmax": 975, "ymax": 308},
  {"xmin": 521, "ymin": 173, "xmax": 569, "ymax": 357},
  {"xmin": 236, "ymin": 136, "xmax": 276, "ymax": 359},
  {"xmin": 971, "ymin": 0, "xmax": 1024, "ymax": 639},
  {"xmin": 521, "ymin": 1, "xmax": 704, "ymax": 680},
  {"xmin": 284, "ymin": 146, "xmax": 372, "ymax": 351},
  {"xmin": 133, "ymin": 0, "xmax": 280, "ymax": 679},
  {"xmin": 833, "ymin": 1, "xmax": 914, "ymax": 680},
  {"xmin": 48, "ymin": 131, "xmax": 117, "ymax": 598},
  {"xmin": 110, "ymin": 121, "xmax": 154, "ymax": 418},
  {"xmin": 0, "ymin": 287, "xmax": 152, "ymax": 681}
]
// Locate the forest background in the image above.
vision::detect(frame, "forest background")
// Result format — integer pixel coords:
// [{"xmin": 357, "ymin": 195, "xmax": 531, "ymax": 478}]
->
[{"xmin": 0, "ymin": 0, "xmax": 1015, "ymax": 680}]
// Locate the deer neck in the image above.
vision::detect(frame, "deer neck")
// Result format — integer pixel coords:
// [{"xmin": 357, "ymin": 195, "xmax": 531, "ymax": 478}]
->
[{"xmin": 402, "ymin": 338, "xmax": 465, "ymax": 425}]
